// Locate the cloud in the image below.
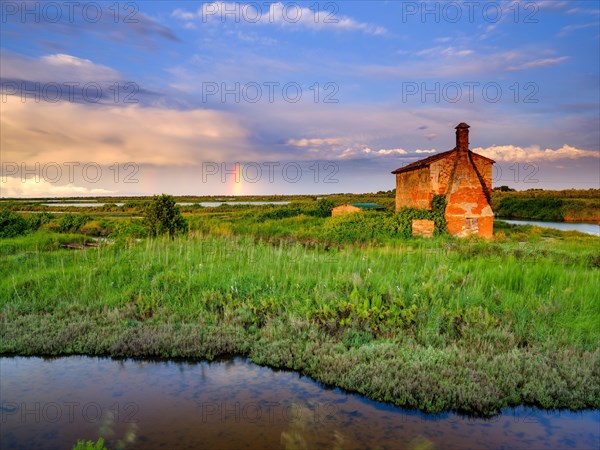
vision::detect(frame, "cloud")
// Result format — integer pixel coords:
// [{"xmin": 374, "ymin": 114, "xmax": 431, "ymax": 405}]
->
[
  {"xmin": 285, "ymin": 136, "xmax": 415, "ymax": 159},
  {"xmin": 172, "ymin": 2, "xmax": 387, "ymax": 35},
  {"xmin": 363, "ymin": 148, "xmax": 408, "ymax": 156},
  {"xmin": 531, "ymin": 0, "xmax": 572, "ymax": 11},
  {"xmin": 2, "ymin": 2, "xmax": 178, "ymax": 46},
  {"xmin": 1, "ymin": 50, "xmax": 161, "ymax": 107},
  {"xmin": 0, "ymin": 177, "xmax": 116, "ymax": 198},
  {"xmin": 285, "ymin": 136, "xmax": 430, "ymax": 160},
  {"xmin": 415, "ymin": 46, "xmax": 474, "ymax": 58},
  {"xmin": 558, "ymin": 22, "xmax": 599, "ymax": 37},
  {"xmin": 287, "ymin": 138, "xmax": 342, "ymax": 147},
  {"xmin": 337, "ymin": 146, "xmax": 411, "ymax": 159},
  {"xmin": 1, "ymin": 50, "xmax": 121, "ymax": 84},
  {"xmin": 0, "ymin": 95, "xmax": 255, "ymax": 166},
  {"xmin": 358, "ymin": 49, "xmax": 569, "ymax": 78},
  {"xmin": 507, "ymin": 56, "xmax": 569, "ymax": 71},
  {"xmin": 473, "ymin": 144, "xmax": 599, "ymax": 162}
]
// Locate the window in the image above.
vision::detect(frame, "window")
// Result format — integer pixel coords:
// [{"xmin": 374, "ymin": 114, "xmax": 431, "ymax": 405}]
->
[{"xmin": 466, "ymin": 217, "xmax": 478, "ymax": 230}]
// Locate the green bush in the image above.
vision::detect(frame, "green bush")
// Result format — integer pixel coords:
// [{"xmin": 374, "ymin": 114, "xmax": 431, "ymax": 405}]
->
[
  {"xmin": 0, "ymin": 209, "xmax": 29, "ymax": 238},
  {"xmin": 256, "ymin": 207, "xmax": 303, "ymax": 221},
  {"xmin": 321, "ymin": 195, "xmax": 447, "ymax": 242},
  {"xmin": 313, "ymin": 198, "xmax": 335, "ymax": 218},
  {"xmin": 113, "ymin": 219, "xmax": 148, "ymax": 238},
  {"xmin": 25, "ymin": 212, "xmax": 53, "ymax": 231},
  {"xmin": 72, "ymin": 438, "xmax": 108, "ymax": 450},
  {"xmin": 58, "ymin": 214, "xmax": 92, "ymax": 233},
  {"xmin": 144, "ymin": 194, "xmax": 187, "ymax": 237}
]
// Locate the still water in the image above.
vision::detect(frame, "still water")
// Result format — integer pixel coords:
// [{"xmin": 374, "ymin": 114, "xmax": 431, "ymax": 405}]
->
[
  {"xmin": 499, "ymin": 219, "xmax": 599, "ymax": 236},
  {"xmin": 42, "ymin": 203, "xmax": 125, "ymax": 207},
  {"xmin": 41, "ymin": 202, "xmax": 290, "ymax": 208},
  {"xmin": 1, "ymin": 357, "xmax": 597, "ymax": 450}
]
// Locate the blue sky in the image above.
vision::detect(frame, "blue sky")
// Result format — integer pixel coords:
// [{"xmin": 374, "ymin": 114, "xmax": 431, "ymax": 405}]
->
[{"xmin": 1, "ymin": 0, "xmax": 598, "ymax": 197}]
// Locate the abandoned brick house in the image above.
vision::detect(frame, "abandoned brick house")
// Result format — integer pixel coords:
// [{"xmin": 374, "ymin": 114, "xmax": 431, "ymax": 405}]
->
[{"xmin": 391, "ymin": 123, "xmax": 495, "ymax": 238}]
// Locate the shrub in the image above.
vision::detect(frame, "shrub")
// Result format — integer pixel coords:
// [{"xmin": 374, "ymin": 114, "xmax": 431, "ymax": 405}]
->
[
  {"xmin": 72, "ymin": 439, "xmax": 108, "ymax": 450},
  {"xmin": 58, "ymin": 214, "xmax": 92, "ymax": 233},
  {"xmin": 0, "ymin": 209, "xmax": 28, "ymax": 238},
  {"xmin": 313, "ymin": 198, "xmax": 335, "ymax": 218},
  {"xmin": 143, "ymin": 194, "xmax": 187, "ymax": 237},
  {"xmin": 114, "ymin": 219, "xmax": 148, "ymax": 238},
  {"xmin": 79, "ymin": 221, "xmax": 103, "ymax": 236},
  {"xmin": 321, "ymin": 196, "xmax": 447, "ymax": 242},
  {"xmin": 25, "ymin": 212, "xmax": 53, "ymax": 231}
]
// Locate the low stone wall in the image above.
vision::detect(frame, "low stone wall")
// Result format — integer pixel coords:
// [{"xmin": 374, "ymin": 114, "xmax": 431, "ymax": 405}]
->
[{"xmin": 412, "ymin": 219, "xmax": 435, "ymax": 238}]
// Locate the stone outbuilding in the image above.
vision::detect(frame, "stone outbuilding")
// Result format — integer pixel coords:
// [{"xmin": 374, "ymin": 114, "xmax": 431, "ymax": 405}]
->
[
  {"xmin": 391, "ymin": 123, "xmax": 495, "ymax": 238},
  {"xmin": 332, "ymin": 203, "xmax": 385, "ymax": 216}
]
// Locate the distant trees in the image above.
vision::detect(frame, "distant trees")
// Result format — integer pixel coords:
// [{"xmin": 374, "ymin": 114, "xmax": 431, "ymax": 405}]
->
[
  {"xmin": 493, "ymin": 185, "xmax": 516, "ymax": 192},
  {"xmin": 143, "ymin": 194, "xmax": 187, "ymax": 237}
]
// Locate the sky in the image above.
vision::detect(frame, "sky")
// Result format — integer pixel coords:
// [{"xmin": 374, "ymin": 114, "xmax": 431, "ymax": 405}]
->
[{"xmin": 0, "ymin": 0, "xmax": 599, "ymax": 197}]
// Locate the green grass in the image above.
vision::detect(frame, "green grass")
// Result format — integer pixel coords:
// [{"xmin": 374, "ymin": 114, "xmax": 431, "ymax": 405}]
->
[{"xmin": 1, "ymin": 224, "xmax": 599, "ymax": 416}]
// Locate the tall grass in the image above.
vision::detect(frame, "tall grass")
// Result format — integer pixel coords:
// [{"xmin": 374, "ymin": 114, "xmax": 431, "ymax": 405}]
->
[{"xmin": 2, "ymin": 231, "xmax": 598, "ymax": 349}]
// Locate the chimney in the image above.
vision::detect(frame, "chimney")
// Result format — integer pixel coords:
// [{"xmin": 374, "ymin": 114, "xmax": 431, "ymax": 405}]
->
[{"xmin": 455, "ymin": 122, "xmax": 470, "ymax": 151}]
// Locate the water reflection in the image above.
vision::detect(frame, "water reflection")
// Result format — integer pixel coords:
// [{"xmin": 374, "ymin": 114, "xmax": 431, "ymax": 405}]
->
[
  {"xmin": 499, "ymin": 219, "xmax": 599, "ymax": 236},
  {"xmin": 0, "ymin": 356, "xmax": 598, "ymax": 450}
]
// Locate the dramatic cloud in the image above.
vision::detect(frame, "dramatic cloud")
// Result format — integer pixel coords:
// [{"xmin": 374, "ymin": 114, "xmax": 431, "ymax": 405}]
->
[
  {"xmin": 474, "ymin": 144, "xmax": 599, "ymax": 162},
  {"xmin": 1, "ymin": 95, "xmax": 255, "ymax": 166}
]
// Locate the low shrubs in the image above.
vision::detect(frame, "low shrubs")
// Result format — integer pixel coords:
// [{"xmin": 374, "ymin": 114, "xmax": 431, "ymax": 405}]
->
[
  {"xmin": 0, "ymin": 209, "xmax": 29, "ymax": 238},
  {"xmin": 322, "ymin": 195, "xmax": 447, "ymax": 242}
]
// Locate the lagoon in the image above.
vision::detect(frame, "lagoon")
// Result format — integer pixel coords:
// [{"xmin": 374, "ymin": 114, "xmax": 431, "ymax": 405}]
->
[{"xmin": 1, "ymin": 356, "xmax": 598, "ymax": 450}]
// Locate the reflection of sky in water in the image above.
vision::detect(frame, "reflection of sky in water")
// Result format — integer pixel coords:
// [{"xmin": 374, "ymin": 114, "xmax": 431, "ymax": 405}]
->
[{"xmin": 1, "ymin": 356, "xmax": 598, "ymax": 450}]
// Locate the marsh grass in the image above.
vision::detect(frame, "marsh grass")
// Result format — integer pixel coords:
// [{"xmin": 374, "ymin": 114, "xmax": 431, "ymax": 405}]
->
[{"xmin": 1, "ymin": 225, "xmax": 599, "ymax": 415}]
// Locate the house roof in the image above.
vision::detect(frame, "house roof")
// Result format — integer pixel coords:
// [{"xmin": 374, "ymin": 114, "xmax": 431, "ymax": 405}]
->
[
  {"xmin": 391, "ymin": 148, "xmax": 495, "ymax": 175},
  {"xmin": 349, "ymin": 203, "xmax": 386, "ymax": 210}
]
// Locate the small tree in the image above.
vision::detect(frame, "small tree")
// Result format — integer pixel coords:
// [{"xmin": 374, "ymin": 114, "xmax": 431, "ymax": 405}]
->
[
  {"xmin": 314, "ymin": 198, "xmax": 335, "ymax": 218},
  {"xmin": 143, "ymin": 194, "xmax": 187, "ymax": 237}
]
